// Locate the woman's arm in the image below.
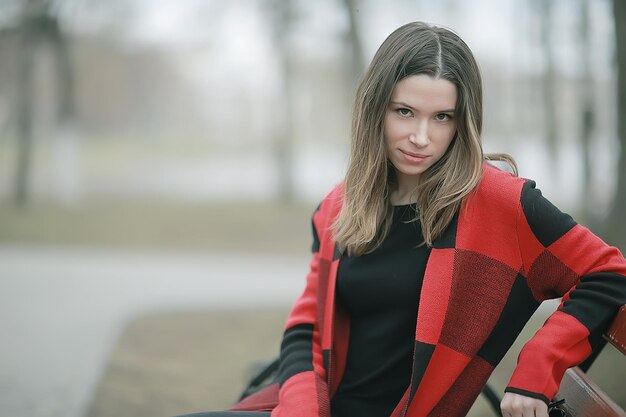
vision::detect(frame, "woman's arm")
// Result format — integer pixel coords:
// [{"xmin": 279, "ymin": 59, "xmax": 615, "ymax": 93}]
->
[
  {"xmin": 271, "ymin": 202, "xmax": 335, "ymax": 417},
  {"xmin": 506, "ymin": 180, "xmax": 626, "ymax": 405}
]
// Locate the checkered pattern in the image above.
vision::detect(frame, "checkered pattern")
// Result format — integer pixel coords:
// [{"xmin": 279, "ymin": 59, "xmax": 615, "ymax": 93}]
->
[{"xmin": 233, "ymin": 164, "xmax": 626, "ymax": 417}]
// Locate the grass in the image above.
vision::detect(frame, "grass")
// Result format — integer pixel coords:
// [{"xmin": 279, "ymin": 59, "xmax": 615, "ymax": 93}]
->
[
  {"xmin": 0, "ymin": 200, "xmax": 315, "ymax": 255},
  {"xmin": 84, "ymin": 309, "xmax": 290, "ymax": 417}
]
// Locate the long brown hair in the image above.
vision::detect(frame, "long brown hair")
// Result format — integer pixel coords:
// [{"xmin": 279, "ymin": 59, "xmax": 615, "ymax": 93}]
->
[{"xmin": 332, "ymin": 22, "xmax": 516, "ymax": 255}]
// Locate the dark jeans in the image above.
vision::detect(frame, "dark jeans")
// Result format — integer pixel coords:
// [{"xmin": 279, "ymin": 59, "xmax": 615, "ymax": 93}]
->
[{"xmin": 174, "ymin": 412, "xmax": 271, "ymax": 417}]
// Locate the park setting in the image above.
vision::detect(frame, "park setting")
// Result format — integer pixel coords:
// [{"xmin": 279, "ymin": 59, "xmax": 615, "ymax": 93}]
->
[{"xmin": 1, "ymin": 1, "xmax": 625, "ymax": 417}]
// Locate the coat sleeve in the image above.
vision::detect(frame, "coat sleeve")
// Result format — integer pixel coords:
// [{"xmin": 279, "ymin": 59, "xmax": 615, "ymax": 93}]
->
[
  {"xmin": 505, "ymin": 180, "xmax": 626, "ymax": 404},
  {"xmin": 271, "ymin": 204, "xmax": 332, "ymax": 417}
]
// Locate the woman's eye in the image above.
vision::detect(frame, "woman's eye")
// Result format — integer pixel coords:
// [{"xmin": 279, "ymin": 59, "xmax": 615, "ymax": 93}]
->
[
  {"xmin": 435, "ymin": 113, "xmax": 451, "ymax": 121},
  {"xmin": 397, "ymin": 108, "xmax": 412, "ymax": 117}
]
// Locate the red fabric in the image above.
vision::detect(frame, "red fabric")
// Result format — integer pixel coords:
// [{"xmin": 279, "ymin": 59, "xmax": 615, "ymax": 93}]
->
[
  {"xmin": 550, "ymin": 224, "xmax": 626, "ymax": 276},
  {"xmin": 270, "ymin": 371, "xmax": 329, "ymax": 417},
  {"xmin": 328, "ymin": 303, "xmax": 350, "ymax": 398},
  {"xmin": 415, "ymin": 248, "xmax": 454, "ymax": 344},
  {"xmin": 407, "ymin": 344, "xmax": 471, "ymax": 417},
  {"xmin": 507, "ymin": 311, "xmax": 592, "ymax": 397},
  {"xmin": 230, "ymin": 384, "xmax": 279, "ymax": 411},
  {"xmin": 428, "ymin": 356, "xmax": 495, "ymax": 417},
  {"xmin": 320, "ymin": 259, "xmax": 339, "ymax": 352},
  {"xmin": 316, "ymin": 258, "xmax": 331, "ymax": 350},
  {"xmin": 456, "ymin": 169, "xmax": 522, "ymax": 271},
  {"xmin": 514, "ymin": 209, "xmax": 546, "ymax": 274}
]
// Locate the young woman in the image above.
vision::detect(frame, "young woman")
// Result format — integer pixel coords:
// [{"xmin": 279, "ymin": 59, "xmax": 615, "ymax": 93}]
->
[{"xmin": 179, "ymin": 21, "xmax": 626, "ymax": 417}]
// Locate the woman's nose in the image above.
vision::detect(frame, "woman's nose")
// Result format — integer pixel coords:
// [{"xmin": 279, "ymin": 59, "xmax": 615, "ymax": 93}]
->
[{"xmin": 408, "ymin": 121, "xmax": 429, "ymax": 147}]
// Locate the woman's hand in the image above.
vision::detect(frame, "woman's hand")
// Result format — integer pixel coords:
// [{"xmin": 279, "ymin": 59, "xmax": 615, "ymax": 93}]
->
[{"xmin": 500, "ymin": 392, "xmax": 549, "ymax": 417}]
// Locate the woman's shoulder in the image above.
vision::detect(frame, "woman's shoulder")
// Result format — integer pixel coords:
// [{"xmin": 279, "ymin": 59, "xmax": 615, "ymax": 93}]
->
[
  {"xmin": 317, "ymin": 183, "xmax": 344, "ymax": 209},
  {"xmin": 471, "ymin": 162, "xmax": 528, "ymax": 208},
  {"xmin": 313, "ymin": 183, "xmax": 345, "ymax": 222}
]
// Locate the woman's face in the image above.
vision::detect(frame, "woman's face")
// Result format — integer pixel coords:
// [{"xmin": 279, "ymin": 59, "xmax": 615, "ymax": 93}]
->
[{"xmin": 384, "ymin": 74, "xmax": 458, "ymax": 192}]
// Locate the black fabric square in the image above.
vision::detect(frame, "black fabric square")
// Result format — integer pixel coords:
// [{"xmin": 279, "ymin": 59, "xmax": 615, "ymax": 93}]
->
[
  {"xmin": 277, "ymin": 323, "xmax": 314, "ymax": 386},
  {"xmin": 561, "ymin": 272, "xmax": 626, "ymax": 332},
  {"xmin": 409, "ymin": 341, "xmax": 436, "ymax": 400},
  {"xmin": 311, "ymin": 218, "xmax": 320, "ymax": 253},
  {"xmin": 323, "ymin": 349, "xmax": 331, "ymax": 377},
  {"xmin": 477, "ymin": 273, "xmax": 539, "ymax": 366},
  {"xmin": 520, "ymin": 180, "xmax": 576, "ymax": 248},
  {"xmin": 333, "ymin": 245, "xmax": 341, "ymax": 261},
  {"xmin": 431, "ymin": 210, "xmax": 459, "ymax": 249}
]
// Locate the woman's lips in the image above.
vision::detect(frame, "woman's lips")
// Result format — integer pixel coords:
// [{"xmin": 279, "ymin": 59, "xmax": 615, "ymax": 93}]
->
[{"xmin": 400, "ymin": 150, "xmax": 429, "ymax": 163}]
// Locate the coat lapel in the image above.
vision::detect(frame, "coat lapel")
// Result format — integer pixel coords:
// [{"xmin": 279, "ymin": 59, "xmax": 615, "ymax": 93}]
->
[{"xmin": 406, "ymin": 211, "xmax": 468, "ymax": 417}]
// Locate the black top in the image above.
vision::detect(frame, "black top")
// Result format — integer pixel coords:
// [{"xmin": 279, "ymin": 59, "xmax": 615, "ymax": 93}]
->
[{"xmin": 331, "ymin": 204, "xmax": 431, "ymax": 417}]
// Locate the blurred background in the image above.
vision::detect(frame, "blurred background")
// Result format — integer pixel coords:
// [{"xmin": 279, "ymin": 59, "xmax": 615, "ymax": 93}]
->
[{"xmin": 0, "ymin": 0, "xmax": 625, "ymax": 416}]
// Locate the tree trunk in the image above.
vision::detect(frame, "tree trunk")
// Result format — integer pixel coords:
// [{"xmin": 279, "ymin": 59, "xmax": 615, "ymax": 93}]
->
[
  {"xmin": 341, "ymin": 0, "xmax": 365, "ymax": 83},
  {"xmin": 270, "ymin": 0, "xmax": 295, "ymax": 203},
  {"xmin": 48, "ymin": 10, "xmax": 80, "ymax": 204},
  {"xmin": 539, "ymin": 0, "xmax": 559, "ymax": 176},
  {"xmin": 605, "ymin": 0, "xmax": 626, "ymax": 250},
  {"xmin": 14, "ymin": 13, "xmax": 36, "ymax": 206},
  {"xmin": 13, "ymin": 0, "xmax": 77, "ymax": 206},
  {"xmin": 49, "ymin": 17, "xmax": 74, "ymax": 125},
  {"xmin": 579, "ymin": 0, "xmax": 595, "ymax": 228}
]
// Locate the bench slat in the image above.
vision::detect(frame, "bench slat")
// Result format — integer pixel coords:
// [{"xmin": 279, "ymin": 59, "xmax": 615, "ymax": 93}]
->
[
  {"xmin": 606, "ymin": 305, "xmax": 626, "ymax": 355},
  {"xmin": 551, "ymin": 305, "xmax": 626, "ymax": 416},
  {"xmin": 554, "ymin": 367, "xmax": 626, "ymax": 417}
]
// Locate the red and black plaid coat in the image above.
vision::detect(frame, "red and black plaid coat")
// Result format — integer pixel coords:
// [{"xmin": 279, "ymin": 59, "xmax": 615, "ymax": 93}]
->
[{"xmin": 233, "ymin": 163, "xmax": 626, "ymax": 417}]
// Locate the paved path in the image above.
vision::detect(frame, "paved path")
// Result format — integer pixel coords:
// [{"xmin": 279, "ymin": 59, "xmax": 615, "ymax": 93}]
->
[{"xmin": 0, "ymin": 245, "xmax": 308, "ymax": 417}]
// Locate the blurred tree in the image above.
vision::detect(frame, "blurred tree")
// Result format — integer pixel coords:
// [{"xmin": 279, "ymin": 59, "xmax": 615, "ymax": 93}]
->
[
  {"xmin": 341, "ymin": 0, "xmax": 366, "ymax": 83},
  {"xmin": 13, "ymin": 0, "xmax": 75, "ymax": 206},
  {"xmin": 537, "ymin": 0, "xmax": 559, "ymax": 175},
  {"xmin": 606, "ymin": 0, "xmax": 626, "ymax": 250},
  {"xmin": 267, "ymin": 0, "xmax": 296, "ymax": 203},
  {"xmin": 578, "ymin": 0, "xmax": 595, "ymax": 227}
]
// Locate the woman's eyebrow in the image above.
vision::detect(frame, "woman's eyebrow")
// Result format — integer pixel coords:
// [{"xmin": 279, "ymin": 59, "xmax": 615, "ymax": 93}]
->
[
  {"xmin": 389, "ymin": 101, "xmax": 455, "ymax": 113},
  {"xmin": 389, "ymin": 101, "xmax": 414, "ymax": 109}
]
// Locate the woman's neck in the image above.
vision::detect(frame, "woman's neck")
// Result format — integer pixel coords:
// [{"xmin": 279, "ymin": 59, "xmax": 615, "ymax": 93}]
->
[
  {"xmin": 391, "ymin": 172, "xmax": 421, "ymax": 205},
  {"xmin": 389, "ymin": 188, "xmax": 418, "ymax": 206}
]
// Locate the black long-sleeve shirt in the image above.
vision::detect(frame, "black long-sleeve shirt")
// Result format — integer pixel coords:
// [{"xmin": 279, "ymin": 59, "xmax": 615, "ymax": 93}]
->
[{"xmin": 331, "ymin": 204, "xmax": 431, "ymax": 417}]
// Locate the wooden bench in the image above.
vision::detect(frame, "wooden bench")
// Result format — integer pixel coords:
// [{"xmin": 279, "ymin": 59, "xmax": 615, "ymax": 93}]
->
[{"xmin": 550, "ymin": 305, "xmax": 626, "ymax": 417}]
